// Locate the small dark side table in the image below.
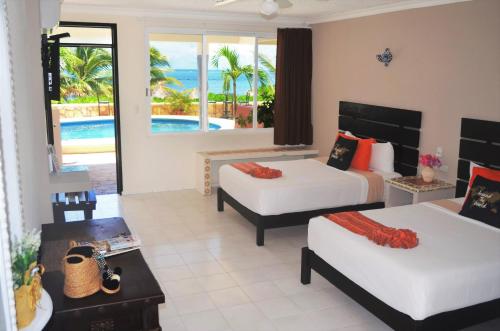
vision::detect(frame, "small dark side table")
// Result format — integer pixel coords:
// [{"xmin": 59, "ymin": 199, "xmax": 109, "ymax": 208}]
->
[
  {"xmin": 51, "ymin": 190, "xmax": 97, "ymax": 223},
  {"xmin": 40, "ymin": 217, "xmax": 164, "ymax": 331}
]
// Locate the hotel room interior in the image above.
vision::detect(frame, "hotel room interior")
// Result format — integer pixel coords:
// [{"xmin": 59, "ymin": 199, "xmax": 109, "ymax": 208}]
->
[{"xmin": 0, "ymin": 0, "xmax": 499, "ymax": 330}]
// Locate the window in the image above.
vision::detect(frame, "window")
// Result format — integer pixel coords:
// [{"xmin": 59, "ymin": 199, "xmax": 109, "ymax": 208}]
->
[{"xmin": 147, "ymin": 32, "xmax": 276, "ymax": 133}]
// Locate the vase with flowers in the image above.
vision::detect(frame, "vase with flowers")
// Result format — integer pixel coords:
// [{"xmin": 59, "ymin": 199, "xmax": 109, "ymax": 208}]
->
[
  {"xmin": 419, "ymin": 154, "xmax": 442, "ymax": 183},
  {"xmin": 11, "ymin": 229, "xmax": 44, "ymax": 328}
]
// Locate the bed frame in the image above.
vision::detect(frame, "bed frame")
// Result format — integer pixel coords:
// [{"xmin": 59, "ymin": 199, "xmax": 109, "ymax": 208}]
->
[
  {"xmin": 218, "ymin": 101, "xmax": 422, "ymax": 246},
  {"xmin": 301, "ymin": 247, "xmax": 500, "ymax": 331},
  {"xmin": 455, "ymin": 118, "xmax": 500, "ymax": 197},
  {"xmin": 301, "ymin": 117, "xmax": 500, "ymax": 330}
]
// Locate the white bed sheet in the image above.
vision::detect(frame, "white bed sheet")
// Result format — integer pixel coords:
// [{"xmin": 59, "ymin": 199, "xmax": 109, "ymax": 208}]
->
[
  {"xmin": 219, "ymin": 159, "xmax": 395, "ymax": 216},
  {"xmin": 308, "ymin": 200, "xmax": 500, "ymax": 320}
]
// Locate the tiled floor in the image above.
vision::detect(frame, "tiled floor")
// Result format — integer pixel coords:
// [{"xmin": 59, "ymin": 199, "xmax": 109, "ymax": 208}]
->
[{"xmin": 77, "ymin": 191, "xmax": 500, "ymax": 331}]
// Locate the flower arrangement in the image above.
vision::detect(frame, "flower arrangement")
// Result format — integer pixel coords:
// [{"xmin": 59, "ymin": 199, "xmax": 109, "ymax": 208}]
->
[
  {"xmin": 419, "ymin": 154, "xmax": 442, "ymax": 169},
  {"xmin": 11, "ymin": 229, "xmax": 41, "ymax": 290},
  {"xmin": 11, "ymin": 229, "xmax": 44, "ymax": 328}
]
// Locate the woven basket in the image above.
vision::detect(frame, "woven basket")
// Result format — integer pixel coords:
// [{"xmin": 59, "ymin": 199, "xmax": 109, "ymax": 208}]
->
[{"xmin": 63, "ymin": 247, "xmax": 101, "ymax": 299}]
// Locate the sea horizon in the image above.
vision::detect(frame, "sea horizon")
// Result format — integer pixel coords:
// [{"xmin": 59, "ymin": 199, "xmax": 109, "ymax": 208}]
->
[{"xmin": 166, "ymin": 68, "xmax": 275, "ymax": 96}]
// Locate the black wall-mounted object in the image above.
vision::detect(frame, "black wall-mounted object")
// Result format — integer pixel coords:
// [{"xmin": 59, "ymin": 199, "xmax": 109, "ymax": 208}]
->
[
  {"xmin": 339, "ymin": 101, "xmax": 422, "ymax": 176},
  {"xmin": 455, "ymin": 118, "xmax": 500, "ymax": 197},
  {"xmin": 41, "ymin": 32, "xmax": 70, "ymax": 145}
]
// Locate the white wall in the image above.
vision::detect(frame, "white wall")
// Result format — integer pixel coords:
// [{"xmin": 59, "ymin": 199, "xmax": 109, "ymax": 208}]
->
[
  {"xmin": 7, "ymin": 0, "xmax": 52, "ymax": 228},
  {"xmin": 311, "ymin": 0, "xmax": 500, "ymax": 184},
  {"xmin": 59, "ymin": 12, "xmax": 290, "ymax": 194}
]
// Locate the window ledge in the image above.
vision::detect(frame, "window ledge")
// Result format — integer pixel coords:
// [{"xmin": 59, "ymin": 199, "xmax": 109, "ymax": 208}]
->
[{"xmin": 149, "ymin": 127, "xmax": 274, "ymax": 137}]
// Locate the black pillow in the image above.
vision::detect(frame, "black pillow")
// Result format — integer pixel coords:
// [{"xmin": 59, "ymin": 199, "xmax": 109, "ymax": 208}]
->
[
  {"xmin": 459, "ymin": 175, "xmax": 500, "ymax": 229},
  {"xmin": 327, "ymin": 135, "xmax": 358, "ymax": 170}
]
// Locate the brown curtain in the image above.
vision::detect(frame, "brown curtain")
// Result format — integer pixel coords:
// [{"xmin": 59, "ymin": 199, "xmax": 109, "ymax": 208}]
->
[{"xmin": 274, "ymin": 28, "xmax": 313, "ymax": 145}]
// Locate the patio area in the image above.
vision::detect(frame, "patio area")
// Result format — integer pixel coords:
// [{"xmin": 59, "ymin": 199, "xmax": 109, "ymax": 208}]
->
[{"xmin": 63, "ymin": 152, "xmax": 117, "ymax": 195}]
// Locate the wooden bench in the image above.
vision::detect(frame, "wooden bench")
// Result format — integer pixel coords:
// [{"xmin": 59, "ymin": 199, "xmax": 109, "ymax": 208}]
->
[{"xmin": 51, "ymin": 190, "xmax": 97, "ymax": 223}]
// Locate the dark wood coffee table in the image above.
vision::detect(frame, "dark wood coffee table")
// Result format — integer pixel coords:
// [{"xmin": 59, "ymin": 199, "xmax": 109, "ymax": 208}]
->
[{"xmin": 40, "ymin": 217, "xmax": 164, "ymax": 331}]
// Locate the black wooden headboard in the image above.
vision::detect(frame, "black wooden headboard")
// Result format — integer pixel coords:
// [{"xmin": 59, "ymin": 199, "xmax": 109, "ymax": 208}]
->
[
  {"xmin": 338, "ymin": 101, "xmax": 422, "ymax": 176},
  {"xmin": 455, "ymin": 118, "xmax": 500, "ymax": 197}
]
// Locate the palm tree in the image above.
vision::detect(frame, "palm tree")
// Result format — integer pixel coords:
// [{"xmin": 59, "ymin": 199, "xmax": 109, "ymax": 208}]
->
[
  {"xmin": 258, "ymin": 54, "xmax": 276, "ymax": 95},
  {"xmin": 211, "ymin": 46, "xmax": 268, "ymax": 118},
  {"xmin": 60, "ymin": 47, "xmax": 113, "ymax": 104},
  {"xmin": 150, "ymin": 47, "xmax": 182, "ymax": 96},
  {"xmin": 258, "ymin": 54, "xmax": 276, "ymax": 74}
]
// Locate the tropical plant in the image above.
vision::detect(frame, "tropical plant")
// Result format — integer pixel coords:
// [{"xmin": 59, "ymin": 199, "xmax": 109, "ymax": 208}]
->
[
  {"xmin": 150, "ymin": 46, "xmax": 182, "ymax": 95},
  {"xmin": 258, "ymin": 54, "xmax": 276, "ymax": 74},
  {"xmin": 60, "ymin": 47, "xmax": 113, "ymax": 103},
  {"xmin": 211, "ymin": 46, "xmax": 268, "ymax": 118},
  {"xmin": 258, "ymin": 54, "xmax": 276, "ymax": 95},
  {"xmin": 166, "ymin": 89, "xmax": 193, "ymax": 114},
  {"xmin": 257, "ymin": 88, "xmax": 275, "ymax": 128}
]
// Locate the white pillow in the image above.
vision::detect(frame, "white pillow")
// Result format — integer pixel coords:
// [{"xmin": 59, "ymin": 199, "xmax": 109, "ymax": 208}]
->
[
  {"xmin": 369, "ymin": 142, "xmax": 394, "ymax": 173},
  {"xmin": 342, "ymin": 131, "xmax": 394, "ymax": 173}
]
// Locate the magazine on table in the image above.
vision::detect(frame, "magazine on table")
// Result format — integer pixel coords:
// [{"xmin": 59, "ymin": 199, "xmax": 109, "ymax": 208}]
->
[{"xmin": 73, "ymin": 234, "xmax": 141, "ymax": 257}]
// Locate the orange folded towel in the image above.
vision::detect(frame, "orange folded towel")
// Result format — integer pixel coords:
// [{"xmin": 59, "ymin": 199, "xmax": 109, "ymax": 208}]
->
[
  {"xmin": 231, "ymin": 162, "xmax": 282, "ymax": 179},
  {"xmin": 324, "ymin": 211, "xmax": 418, "ymax": 249}
]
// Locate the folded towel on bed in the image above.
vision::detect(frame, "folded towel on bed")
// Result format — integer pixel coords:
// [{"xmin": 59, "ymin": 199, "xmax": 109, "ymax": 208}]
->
[
  {"xmin": 324, "ymin": 211, "xmax": 418, "ymax": 249},
  {"xmin": 231, "ymin": 162, "xmax": 282, "ymax": 179}
]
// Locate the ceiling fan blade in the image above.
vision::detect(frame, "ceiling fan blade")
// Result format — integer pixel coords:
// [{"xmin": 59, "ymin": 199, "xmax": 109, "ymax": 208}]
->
[
  {"xmin": 214, "ymin": 0, "xmax": 241, "ymax": 7},
  {"xmin": 276, "ymin": 0, "xmax": 293, "ymax": 9}
]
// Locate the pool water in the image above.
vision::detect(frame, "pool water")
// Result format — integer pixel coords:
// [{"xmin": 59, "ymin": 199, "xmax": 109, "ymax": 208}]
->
[{"xmin": 61, "ymin": 118, "xmax": 221, "ymax": 140}]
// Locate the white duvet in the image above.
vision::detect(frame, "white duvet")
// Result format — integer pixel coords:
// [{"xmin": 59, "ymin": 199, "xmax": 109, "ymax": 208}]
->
[
  {"xmin": 308, "ymin": 199, "xmax": 500, "ymax": 320},
  {"xmin": 219, "ymin": 159, "xmax": 383, "ymax": 216}
]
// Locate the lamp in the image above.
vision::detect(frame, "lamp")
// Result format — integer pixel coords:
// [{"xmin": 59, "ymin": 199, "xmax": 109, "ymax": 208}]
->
[{"xmin": 261, "ymin": 0, "xmax": 279, "ymax": 16}]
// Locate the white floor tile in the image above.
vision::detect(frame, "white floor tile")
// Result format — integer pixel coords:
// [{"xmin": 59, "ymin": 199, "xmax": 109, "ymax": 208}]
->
[
  {"xmin": 163, "ymin": 278, "xmax": 206, "ymax": 298},
  {"xmin": 172, "ymin": 293, "xmax": 216, "ymax": 315},
  {"xmin": 220, "ymin": 303, "xmax": 276, "ymax": 331},
  {"xmin": 241, "ymin": 281, "xmax": 286, "ymax": 302},
  {"xmin": 188, "ymin": 261, "xmax": 226, "ymax": 276},
  {"xmin": 157, "ymin": 265, "xmax": 194, "ymax": 282},
  {"xmin": 255, "ymin": 297, "xmax": 302, "ymax": 320},
  {"xmin": 181, "ymin": 309, "xmax": 230, "ymax": 331},
  {"xmin": 208, "ymin": 287, "xmax": 251, "ymax": 308},
  {"xmin": 196, "ymin": 273, "xmax": 238, "ymax": 291}
]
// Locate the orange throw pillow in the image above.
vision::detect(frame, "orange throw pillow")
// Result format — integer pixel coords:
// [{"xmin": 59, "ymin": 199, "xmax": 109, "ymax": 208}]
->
[
  {"xmin": 338, "ymin": 133, "xmax": 376, "ymax": 171},
  {"xmin": 469, "ymin": 166, "xmax": 500, "ymax": 187}
]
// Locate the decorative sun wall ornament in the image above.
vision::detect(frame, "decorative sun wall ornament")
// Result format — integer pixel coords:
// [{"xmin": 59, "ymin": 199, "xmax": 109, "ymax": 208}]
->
[{"xmin": 376, "ymin": 48, "xmax": 393, "ymax": 67}]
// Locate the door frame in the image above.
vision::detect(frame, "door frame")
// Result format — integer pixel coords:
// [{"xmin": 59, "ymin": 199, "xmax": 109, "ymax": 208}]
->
[{"xmin": 53, "ymin": 21, "xmax": 123, "ymax": 194}]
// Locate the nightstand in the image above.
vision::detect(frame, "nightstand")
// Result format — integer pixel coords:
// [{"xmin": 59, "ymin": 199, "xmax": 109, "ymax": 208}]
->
[{"xmin": 385, "ymin": 176, "xmax": 456, "ymax": 208}]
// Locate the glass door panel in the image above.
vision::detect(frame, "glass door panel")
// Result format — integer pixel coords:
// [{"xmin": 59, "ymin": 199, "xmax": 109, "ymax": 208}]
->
[
  {"xmin": 207, "ymin": 35, "xmax": 256, "ymax": 130},
  {"xmin": 149, "ymin": 34, "xmax": 203, "ymax": 133}
]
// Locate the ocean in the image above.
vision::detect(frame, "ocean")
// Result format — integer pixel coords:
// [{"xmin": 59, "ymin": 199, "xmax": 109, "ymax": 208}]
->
[{"xmin": 167, "ymin": 69, "xmax": 274, "ymax": 96}]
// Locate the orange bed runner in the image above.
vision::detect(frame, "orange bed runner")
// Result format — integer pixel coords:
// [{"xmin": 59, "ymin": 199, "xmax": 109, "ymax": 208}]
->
[
  {"xmin": 325, "ymin": 211, "xmax": 419, "ymax": 249},
  {"xmin": 231, "ymin": 162, "xmax": 282, "ymax": 179}
]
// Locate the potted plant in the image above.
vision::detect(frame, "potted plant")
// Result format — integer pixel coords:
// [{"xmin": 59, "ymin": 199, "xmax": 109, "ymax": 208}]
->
[
  {"xmin": 11, "ymin": 229, "xmax": 44, "ymax": 328},
  {"xmin": 419, "ymin": 154, "xmax": 442, "ymax": 183},
  {"xmin": 166, "ymin": 90, "xmax": 193, "ymax": 115}
]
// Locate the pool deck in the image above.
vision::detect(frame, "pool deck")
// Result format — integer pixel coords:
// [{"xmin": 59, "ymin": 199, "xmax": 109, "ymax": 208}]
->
[{"xmin": 63, "ymin": 153, "xmax": 117, "ymax": 195}]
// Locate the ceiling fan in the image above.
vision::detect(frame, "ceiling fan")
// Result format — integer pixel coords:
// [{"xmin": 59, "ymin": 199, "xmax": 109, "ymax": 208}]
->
[{"xmin": 215, "ymin": 0, "xmax": 329, "ymax": 17}]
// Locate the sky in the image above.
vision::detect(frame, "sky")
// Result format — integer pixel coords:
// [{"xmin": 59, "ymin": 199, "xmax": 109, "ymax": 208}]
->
[{"xmin": 150, "ymin": 40, "xmax": 276, "ymax": 70}]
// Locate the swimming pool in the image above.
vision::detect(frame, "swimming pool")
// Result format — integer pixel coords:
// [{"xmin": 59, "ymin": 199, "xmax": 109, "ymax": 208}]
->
[{"xmin": 61, "ymin": 118, "xmax": 221, "ymax": 140}]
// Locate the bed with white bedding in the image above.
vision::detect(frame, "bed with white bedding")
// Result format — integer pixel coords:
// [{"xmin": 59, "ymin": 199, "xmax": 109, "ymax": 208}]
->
[
  {"xmin": 302, "ymin": 197, "xmax": 500, "ymax": 329},
  {"xmin": 219, "ymin": 158, "xmax": 400, "ymax": 216},
  {"xmin": 217, "ymin": 102, "xmax": 422, "ymax": 246},
  {"xmin": 217, "ymin": 158, "xmax": 400, "ymax": 245}
]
